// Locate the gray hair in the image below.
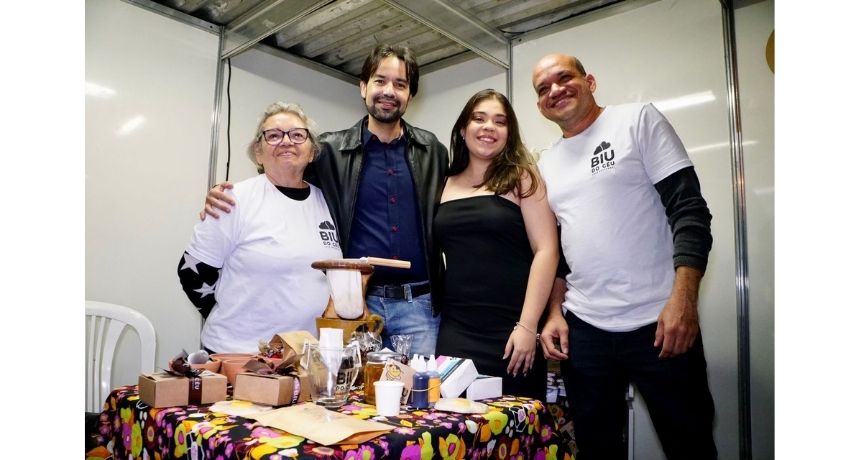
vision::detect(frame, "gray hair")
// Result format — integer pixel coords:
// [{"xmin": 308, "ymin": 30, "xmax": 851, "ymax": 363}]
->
[{"xmin": 247, "ymin": 102, "xmax": 321, "ymax": 174}]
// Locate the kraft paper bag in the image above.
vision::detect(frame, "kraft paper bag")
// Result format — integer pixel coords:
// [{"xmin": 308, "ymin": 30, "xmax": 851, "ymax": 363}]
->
[
  {"xmin": 246, "ymin": 403, "xmax": 393, "ymax": 446},
  {"xmin": 381, "ymin": 359, "xmax": 414, "ymax": 405},
  {"xmin": 269, "ymin": 331, "xmax": 319, "ymax": 356}
]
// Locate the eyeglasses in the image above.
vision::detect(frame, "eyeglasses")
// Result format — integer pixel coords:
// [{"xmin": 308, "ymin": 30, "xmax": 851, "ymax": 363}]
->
[{"xmin": 260, "ymin": 128, "xmax": 310, "ymax": 145}]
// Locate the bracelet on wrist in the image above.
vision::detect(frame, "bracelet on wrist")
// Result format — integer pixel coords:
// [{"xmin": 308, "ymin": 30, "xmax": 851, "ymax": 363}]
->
[{"xmin": 514, "ymin": 322, "xmax": 540, "ymax": 341}]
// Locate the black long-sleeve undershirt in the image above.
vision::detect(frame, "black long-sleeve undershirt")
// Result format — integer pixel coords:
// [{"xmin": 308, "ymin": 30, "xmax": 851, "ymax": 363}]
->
[
  {"xmin": 177, "ymin": 252, "xmax": 220, "ymax": 319},
  {"xmin": 654, "ymin": 166, "xmax": 713, "ymax": 273}
]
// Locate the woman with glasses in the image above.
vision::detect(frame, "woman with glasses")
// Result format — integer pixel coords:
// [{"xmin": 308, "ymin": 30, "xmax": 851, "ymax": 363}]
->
[{"xmin": 177, "ymin": 102, "xmax": 341, "ymax": 353}]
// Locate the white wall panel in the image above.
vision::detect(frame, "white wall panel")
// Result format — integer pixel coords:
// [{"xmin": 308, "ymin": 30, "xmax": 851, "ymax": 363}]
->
[
  {"xmin": 212, "ymin": 48, "xmax": 364, "ymax": 184},
  {"xmin": 86, "ymin": 0, "xmax": 219, "ymax": 392},
  {"xmin": 86, "ymin": 1, "xmax": 364, "ymax": 395}
]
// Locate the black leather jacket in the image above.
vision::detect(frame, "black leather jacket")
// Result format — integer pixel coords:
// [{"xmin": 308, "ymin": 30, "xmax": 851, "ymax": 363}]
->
[{"xmin": 305, "ymin": 116, "xmax": 449, "ymax": 311}]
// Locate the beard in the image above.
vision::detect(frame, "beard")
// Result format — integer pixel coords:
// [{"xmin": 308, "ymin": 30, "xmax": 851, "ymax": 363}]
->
[{"xmin": 365, "ymin": 97, "xmax": 405, "ymax": 123}]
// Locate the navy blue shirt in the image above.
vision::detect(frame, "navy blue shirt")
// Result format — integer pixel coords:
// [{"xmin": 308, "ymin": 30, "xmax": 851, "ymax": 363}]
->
[{"xmin": 346, "ymin": 123, "xmax": 428, "ymax": 286}]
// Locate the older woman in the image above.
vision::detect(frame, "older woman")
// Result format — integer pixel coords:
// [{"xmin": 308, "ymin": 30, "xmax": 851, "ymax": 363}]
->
[
  {"xmin": 434, "ymin": 89, "xmax": 558, "ymax": 400},
  {"xmin": 178, "ymin": 102, "xmax": 341, "ymax": 353}
]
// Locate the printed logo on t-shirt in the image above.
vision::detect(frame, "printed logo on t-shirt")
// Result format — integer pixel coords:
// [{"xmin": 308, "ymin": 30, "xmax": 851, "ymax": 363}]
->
[
  {"xmin": 318, "ymin": 221, "xmax": 340, "ymax": 249},
  {"xmin": 590, "ymin": 141, "xmax": 616, "ymax": 176}
]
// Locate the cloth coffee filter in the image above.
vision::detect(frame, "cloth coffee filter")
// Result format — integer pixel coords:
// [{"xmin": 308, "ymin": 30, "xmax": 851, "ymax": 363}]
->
[{"xmin": 326, "ymin": 269, "xmax": 364, "ymax": 319}]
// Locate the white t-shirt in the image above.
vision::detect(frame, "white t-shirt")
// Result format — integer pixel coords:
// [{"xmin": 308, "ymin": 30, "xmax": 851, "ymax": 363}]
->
[
  {"xmin": 186, "ymin": 174, "xmax": 342, "ymax": 352},
  {"xmin": 538, "ymin": 103, "xmax": 692, "ymax": 332}
]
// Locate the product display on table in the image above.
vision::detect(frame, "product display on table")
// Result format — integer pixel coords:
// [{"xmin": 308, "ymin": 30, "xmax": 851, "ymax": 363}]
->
[
  {"xmin": 233, "ymin": 349, "xmax": 310, "ymax": 406},
  {"xmin": 350, "ymin": 327, "xmax": 382, "ymax": 388},
  {"xmin": 372, "ymin": 380, "xmax": 404, "ymax": 416},
  {"xmin": 303, "ymin": 335, "xmax": 362, "ymax": 408},
  {"xmin": 436, "ymin": 355, "xmax": 479, "ymax": 398},
  {"xmin": 138, "ymin": 351, "xmax": 228, "ymax": 408},
  {"xmin": 208, "ymin": 399, "xmax": 272, "ymax": 416},
  {"xmin": 263, "ymin": 330, "xmax": 318, "ymax": 363},
  {"xmin": 363, "ymin": 350, "xmax": 403, "ymax": 404},
  {"xmin": 433, "ymin": 397, "xmax": 490, "ymax": 414},
  {"xmin": 312, "ymin": 258, "xmax": 408, "ymax": 343},
  {"xmin": 246, "ymin": 402, "xmax": 394, "ymax": 446},
  {"xmin": 409, "ymin": 354, "xmax": 430, "ymax": 409},
  {"xmin": 94, "ymin": 385, "xmax": 574, "ymax": 460},
  {"xmin": 187, "ymin": 349, "xmax": 221, "ymax": 372},
  {"xmin": 390, "ymin": 334, "xmax": 413, "ymax": 360},
  {"xmin": 326, "ymin": 268, "xmax": 365, "ymax": 319},
  {"xmin": 426, "ymin": 354, "xmax": 442, "ymax": 405},
  {"xmin": 380, "ymin": 357, "xmax": 414, "ymax": 404},
  {"xmin": 466, "ymin": 374, "xmax": 504, "ymax": 400}
]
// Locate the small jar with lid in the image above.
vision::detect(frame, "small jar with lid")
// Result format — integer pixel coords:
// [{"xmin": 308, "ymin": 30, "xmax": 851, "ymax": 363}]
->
[{"xmin": 364, "ymin": 350, "xmax": 403, "ymax": 405}]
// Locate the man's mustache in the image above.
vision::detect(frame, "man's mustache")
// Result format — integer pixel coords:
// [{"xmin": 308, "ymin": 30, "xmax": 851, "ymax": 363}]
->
[{"xmin": 375, "ymin": 96, "xmax": 399, "ymax": 106}]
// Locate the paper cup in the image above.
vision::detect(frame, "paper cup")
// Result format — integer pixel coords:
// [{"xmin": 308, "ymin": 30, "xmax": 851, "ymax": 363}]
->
[{"xmin": 374, "ymin": 380, "xmax": 404, "ymax": 416}]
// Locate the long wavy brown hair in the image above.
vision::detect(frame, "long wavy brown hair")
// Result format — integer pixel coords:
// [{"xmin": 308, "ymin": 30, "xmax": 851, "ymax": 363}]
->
[{"xmin": 448, "ymin": 89, "xmax": 538, "ymax": 198}]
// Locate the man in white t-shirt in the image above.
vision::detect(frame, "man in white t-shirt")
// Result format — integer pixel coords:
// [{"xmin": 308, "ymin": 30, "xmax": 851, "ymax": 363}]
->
[{"xmin": 533, "ymin": 54, "xmax": 716, "ymax": 459}]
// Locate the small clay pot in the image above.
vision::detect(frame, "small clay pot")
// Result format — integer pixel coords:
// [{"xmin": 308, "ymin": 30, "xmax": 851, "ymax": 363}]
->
[
  {"xmin": 210, "ymin": 353, "xmax": 256, "ymax": 362},
  {"xmin": 190, "ymin": 359, "xmax": 221, "ymax": 373},
  {"xmin": 220, "ymin": 359, "xmax": 254, "ymax": 386}
]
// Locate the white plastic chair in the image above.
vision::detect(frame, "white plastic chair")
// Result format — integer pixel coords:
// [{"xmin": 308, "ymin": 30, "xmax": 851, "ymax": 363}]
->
[{"xmin": 85, "ymin": 300, "xmax": 156, "ymax": 412}]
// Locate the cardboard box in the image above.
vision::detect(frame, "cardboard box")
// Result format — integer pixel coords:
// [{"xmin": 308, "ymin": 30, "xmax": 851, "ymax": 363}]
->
[
  {"xmin": 233, "ymin": 369, "xmax": 312, "ymax": 406},
  {"xmin": 437, "ymin": 356, "xmax": 479, "ymax": 399},
  {"xmin": 138, "ymin": 371, "xmax": 227, "ymax": 408},
  {"xmin": 466, "ymin": 375, "xmax": 502, "ymax": 401}
]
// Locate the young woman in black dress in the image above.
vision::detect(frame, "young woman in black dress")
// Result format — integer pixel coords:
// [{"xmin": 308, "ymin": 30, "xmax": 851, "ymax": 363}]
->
[{"xmin": 434, "ymin": 89, "xmax": 559, "ymax": 400}]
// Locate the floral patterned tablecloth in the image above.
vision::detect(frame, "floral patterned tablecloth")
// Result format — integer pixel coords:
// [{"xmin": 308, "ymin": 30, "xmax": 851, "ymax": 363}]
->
[{"xmin": 92, "ymin": 385, "xmax": 573, "ymax": 460}]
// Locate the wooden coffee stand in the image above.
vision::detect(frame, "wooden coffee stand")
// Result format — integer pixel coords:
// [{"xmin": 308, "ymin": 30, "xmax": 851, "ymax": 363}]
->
[{"xmin": 312, "ymin": 257, "xmax": 410, "ymax": 343}]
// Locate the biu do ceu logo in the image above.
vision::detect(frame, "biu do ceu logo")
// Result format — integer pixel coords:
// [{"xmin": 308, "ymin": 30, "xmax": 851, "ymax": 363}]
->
[
  {"xmin": 318, "ymin": 221, "xmax": 339, "ymax": 249},
  {"xmin": 591, "ymin": 141, "xmax": 615, "ymax": 175}
]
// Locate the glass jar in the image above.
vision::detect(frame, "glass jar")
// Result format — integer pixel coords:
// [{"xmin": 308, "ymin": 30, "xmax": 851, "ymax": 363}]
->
[{"xmin": 363, "ymin": 351, "xmax": 402, "ymax": 405}]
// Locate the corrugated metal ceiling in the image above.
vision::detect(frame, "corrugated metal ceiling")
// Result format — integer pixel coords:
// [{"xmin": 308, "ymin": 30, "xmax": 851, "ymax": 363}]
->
[{"xmin": 142, "ymin": 0, "xmax": 626, "ymax": 80}]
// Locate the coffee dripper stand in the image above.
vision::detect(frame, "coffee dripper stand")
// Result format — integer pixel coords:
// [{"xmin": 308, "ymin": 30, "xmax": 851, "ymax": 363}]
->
[
  {"xmin": 312, "ymin": 258, "xmax": 382, "ymax": 342},
  {"xmin": 312, "ymin": 258, "xmax": 411, "ymax": 391}
]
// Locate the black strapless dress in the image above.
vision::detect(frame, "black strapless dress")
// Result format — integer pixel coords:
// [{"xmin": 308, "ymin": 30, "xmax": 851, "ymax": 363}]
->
[{"xmin": 434, "ymin": 195, "xmax": 547, "ymax": 401}]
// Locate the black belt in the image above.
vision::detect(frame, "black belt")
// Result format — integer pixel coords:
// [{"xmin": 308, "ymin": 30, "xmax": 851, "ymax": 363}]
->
[{"xmin": 367, "ymin": 282, "xmax": 431, "ymax": 301}]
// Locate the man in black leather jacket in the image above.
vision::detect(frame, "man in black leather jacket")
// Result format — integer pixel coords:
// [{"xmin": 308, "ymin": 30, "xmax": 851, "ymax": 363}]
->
[{"xmin": 204, "ymin": 44, "xmax": 448, "ymax": 357}]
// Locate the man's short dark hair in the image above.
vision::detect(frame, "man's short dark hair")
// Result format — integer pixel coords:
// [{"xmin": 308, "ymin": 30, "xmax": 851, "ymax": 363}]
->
[{"xmin": 360, "ymin": 44, "xmax": 420, "ymax": 97}]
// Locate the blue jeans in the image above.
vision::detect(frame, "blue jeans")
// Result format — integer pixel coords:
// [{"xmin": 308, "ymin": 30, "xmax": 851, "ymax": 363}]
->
[
  {"xmin": 560, "ymin": 312, "xmax": 717, "ymax": 460},
  {"xmin": 366, "ymin": 293, "xmax": 439, "ymax": 358}
]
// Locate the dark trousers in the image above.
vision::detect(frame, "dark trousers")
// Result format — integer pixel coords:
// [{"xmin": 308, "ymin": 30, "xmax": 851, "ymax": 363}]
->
[{"xmin": 560, "ymin": 313, "xmax": 717, "ymax": 460}]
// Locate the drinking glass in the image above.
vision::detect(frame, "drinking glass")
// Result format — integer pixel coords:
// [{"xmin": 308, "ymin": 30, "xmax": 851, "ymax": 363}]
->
[{"xmin": 303, "ymin": 343, "xmax": 361, "ymax": 408}]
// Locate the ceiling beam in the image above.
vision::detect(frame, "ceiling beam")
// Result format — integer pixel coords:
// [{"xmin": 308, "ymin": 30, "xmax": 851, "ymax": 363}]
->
[
  {"xmin": 220, "ymin": 0, "xmax": 334, "ymax": 60},
  {"xmin": 122, "ymin": 0, "xmax": 220, "ymax": 34},
  {"xmin": 382, "ymin": 0, "xmax": 510, "ymax": 69}
]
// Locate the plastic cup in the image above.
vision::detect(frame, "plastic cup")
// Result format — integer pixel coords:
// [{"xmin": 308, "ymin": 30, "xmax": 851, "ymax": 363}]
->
[{"xmin": 374, "ymin": 380, "xmax": 405, "ymax": 416}]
